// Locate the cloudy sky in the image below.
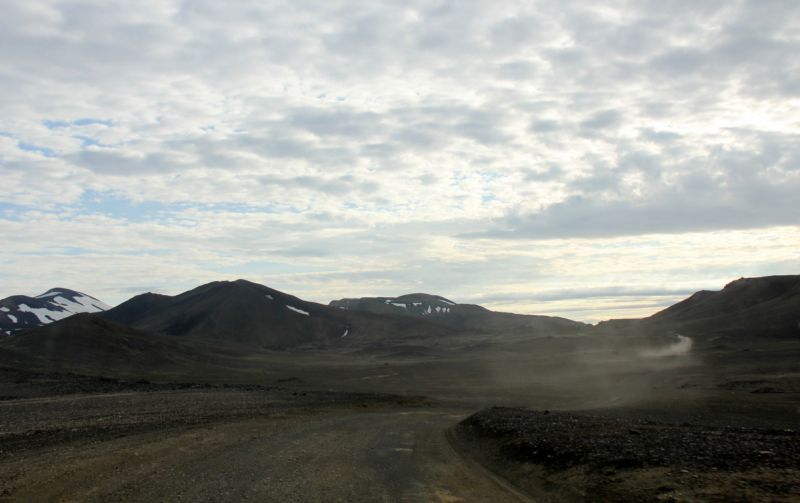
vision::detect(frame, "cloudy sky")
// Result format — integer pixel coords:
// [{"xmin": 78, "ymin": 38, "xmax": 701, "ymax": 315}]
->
[{"xmin": 1, "ymin": 0, "xmax": 799, "ymax": 323}]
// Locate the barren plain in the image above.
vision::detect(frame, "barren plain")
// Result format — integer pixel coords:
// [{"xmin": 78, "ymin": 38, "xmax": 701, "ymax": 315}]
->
[{"xmin": 1, "ymin": 326, "xmax": 799, "ymax": 502}]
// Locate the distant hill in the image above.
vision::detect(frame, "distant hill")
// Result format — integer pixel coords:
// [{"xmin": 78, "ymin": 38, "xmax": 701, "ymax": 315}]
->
[
  {"xmin": 0, "ymin": 313, "xmax": 211, "ymax": 374},
  {"xmin": 595, "ymin": 275, "xmax": 800, "ymax": 340},
  {"xmin": 0, "ymin": 288, "xmax": 111, "ymax": 337},
  {"xmin": 331, "ymin": 293, "xmax": 458, "ymax": 317},
  {"xmin": 99, "ymin": 280, "xmax": 460, "ymax": 348},
  {"xmin": 330, "ymin": 293, "xmax": 588, "ymax": 333}
]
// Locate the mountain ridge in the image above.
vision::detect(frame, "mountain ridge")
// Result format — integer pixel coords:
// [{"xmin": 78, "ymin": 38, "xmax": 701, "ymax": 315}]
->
[
  {"xmin": 0, "ymin": 288, "xmax": 110, "ymax": 337},
  {"xmin": 595, "ymin": 275, "xmax": 800, "ymax": 340},
  {"xmin": 329, "ymin": 293, "xmax": 587, "ymax": 333},
  {"xmin": 98, "ymin": 279, "xmax": 462, "ymax": 348}
]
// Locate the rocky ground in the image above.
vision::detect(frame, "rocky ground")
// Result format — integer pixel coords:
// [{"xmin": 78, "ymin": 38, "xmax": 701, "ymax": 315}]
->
[
  {"xmin": 451, "ymin": 406, "xmax": 800, "ymax": 503},
  {"xmin": 0, "ymin": 368, "xmax": 534, "ymax": 503},
  {"xmin": 2, "ymin": 337, "xmax": 799, "ymax": 502},
  {"xmin": 0, "ymin": 368, "xmax": 433, "ymax": 458}
]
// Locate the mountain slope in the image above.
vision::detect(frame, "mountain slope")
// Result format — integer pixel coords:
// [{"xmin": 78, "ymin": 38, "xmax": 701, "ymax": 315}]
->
[
  {"xmin": 330, "ymin": 293, "xmax": 587, "ymax": 333},
  {"xmin": 0, "ymin": 313, "xmax": 199, "ymax": 371},
  {"xmin": 331, "ymin": 293, "xmax": 458, "ymax": 317},
  {"xmin": 596, "ymin": 275, "xmax": 800, "ymax": 340},
  {"xmin": 99, "ymin": 280, "xmax": 461, "ymax": 348},
  {"xmin": 0, "ymin": 288, "xmax": 111, "ymax": 337}
]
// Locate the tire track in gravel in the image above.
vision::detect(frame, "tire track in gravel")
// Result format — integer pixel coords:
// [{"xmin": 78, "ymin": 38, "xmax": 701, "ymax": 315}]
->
[{"xmin": 1, "ymin": 407, "xmax": 533, "ymax": 503}]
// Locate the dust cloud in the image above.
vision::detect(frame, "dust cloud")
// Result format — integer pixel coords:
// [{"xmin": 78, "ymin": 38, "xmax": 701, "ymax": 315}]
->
[
  {"xmin": 474, "ymin": 333, "xmax": 699, "ymax": 410},
  {"xmin": 639, "ymin": 335, "xmax": 693, "ymax": 358}
]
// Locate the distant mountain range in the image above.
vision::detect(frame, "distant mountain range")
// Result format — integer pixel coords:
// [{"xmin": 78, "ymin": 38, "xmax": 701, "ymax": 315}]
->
[
  {"xmin": 0, "ymin": 288, "xmax": 110, "ymax": 337},
  {"xmin": 1, "ymin": 281, "xmax": 586, "ymax": 349},
  {"xmin": 97, "ymin": 281, "xmax": 589, "ymax": 348},
  {"xmin": 3, "ymin": 275, "xmax": 798, "ymax": 363},
  {"xmin": 329, "ymin": 293, "xmax": 588, "ymax": 332},
  {"xmin": 97, "ymin": 280, "xmax": 464, "ymax": 348},
  {"xmin": 596, "ymin": 275, "xmax": 800, "ymax": 341}
]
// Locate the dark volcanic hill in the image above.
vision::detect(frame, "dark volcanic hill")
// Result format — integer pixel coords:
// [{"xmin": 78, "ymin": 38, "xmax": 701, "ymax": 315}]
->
[
  {"xmin": 0, "ymin": 313, "xmax": 212, "ymax": 373},
  {"xmin": 329, "ymin": 293, "xmax": 587, "ymax": 333},
  {"xmin": 596, "ymin": 275, "xmax": 800, "ymax": 340},
  {"xmin": 99, "ymin": 280, "xmax": 460, "ymax": 348},
  {"xmin": 0, "ymin": 288, "xmax": 111, "ymax": 337}
]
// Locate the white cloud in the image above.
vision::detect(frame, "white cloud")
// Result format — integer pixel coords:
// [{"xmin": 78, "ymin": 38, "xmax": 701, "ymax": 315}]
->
[{"xmin": 1, "ymin": 0, "xmax": 799, "ymax": 321}]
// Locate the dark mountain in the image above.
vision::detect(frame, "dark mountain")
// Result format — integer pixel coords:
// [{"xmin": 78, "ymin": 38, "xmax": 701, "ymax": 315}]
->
[
  {"xmin": 0, "ymin": 288, "xmax": 111, "ymax": 337},
  {"xmin": 596, "ymin": 275, "xmax": 800, "ymax": 340},
  {"xmin": 0, "ymin": 313, "xmax": 212, "ymax": 373},
  {"xmin": 330, "ymin": 293, "xmax": 587, "ymax": 333},
  {"xmin": 99, "ymin": 280, "xmax": 460, "ymax": 348},
  {"xmin": 98, "ymin": 292, "xmax": 171, "ymax": 326}
]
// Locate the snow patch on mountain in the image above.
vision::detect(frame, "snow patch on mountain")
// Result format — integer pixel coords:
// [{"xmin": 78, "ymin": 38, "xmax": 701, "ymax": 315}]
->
[
  {"xmin": 52, "ymin": 295, "xmax": 110, "ymax": 313},
  {"xmin": 0, "ymin": 288, "xmax": 112, "ymax": 336},
  {"xmin": 18, "ymin": 304, "xmax": 72, "ymax": 324},
  {"xmin": 286, "ymin": 305, "xmax": 309, "ymax": 316},
  {"xmin": 438, "ymin": 298, "xmax": 456, "ymax": 305}
]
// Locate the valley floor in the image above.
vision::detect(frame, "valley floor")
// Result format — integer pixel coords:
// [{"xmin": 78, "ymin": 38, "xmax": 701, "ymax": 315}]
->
[
  {"xmin": 0, "ymin": 376, "xmax": 525, "ymax": 503},
  {"xmin": 1, "ymin": 368, "xmax": 799, "ymax": 503},
  {"xmin": 1, "ymin": 335, "xmax": 799, "ymax": 502}
]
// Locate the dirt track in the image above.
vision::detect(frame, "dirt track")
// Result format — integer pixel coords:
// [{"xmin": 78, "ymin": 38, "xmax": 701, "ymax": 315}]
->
[{"xmin": 0, "ymin": 385, "xmax": 531, "ymax": 502}]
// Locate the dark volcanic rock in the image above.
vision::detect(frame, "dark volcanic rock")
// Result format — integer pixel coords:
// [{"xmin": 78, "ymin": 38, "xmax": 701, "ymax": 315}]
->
[{"xmin": 454, "ymin": 407, "xmax": 800, "ymax": 472}]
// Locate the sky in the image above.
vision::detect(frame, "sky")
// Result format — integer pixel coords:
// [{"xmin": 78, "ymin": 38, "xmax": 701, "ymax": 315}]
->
[{"xmin": 1, "ymin": 0, "xmax": 799, "ymax": 323}]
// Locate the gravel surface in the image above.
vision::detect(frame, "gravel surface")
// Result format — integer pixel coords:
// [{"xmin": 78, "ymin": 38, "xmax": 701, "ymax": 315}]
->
[
  {"xmin": 0, "ymin": 368, "xmax": 434, "ymax": 457},
  {"xmin": 0, "ymin": 370, "xmax": 534, "ymax": 502},
  {"xmin": 452, "ymin": 407, "xmax": 800, "ymax": 503}
]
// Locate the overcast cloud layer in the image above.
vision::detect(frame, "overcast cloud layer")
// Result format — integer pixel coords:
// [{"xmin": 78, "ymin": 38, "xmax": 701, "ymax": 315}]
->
[{"xmin": 1, "ymin": 0, "xmax": 799, "ymax": 322}]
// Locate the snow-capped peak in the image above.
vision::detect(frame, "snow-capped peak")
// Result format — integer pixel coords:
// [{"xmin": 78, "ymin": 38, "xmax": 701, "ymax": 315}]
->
[{"xmin": 0, "ymin": 288, "xmax": 111, "ymax": 337}]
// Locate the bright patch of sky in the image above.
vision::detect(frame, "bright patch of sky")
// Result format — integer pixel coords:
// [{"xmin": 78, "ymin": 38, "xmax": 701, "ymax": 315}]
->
[
  {"xmin": 205, "ymin": 261, "xmax": 338, "ymax": 276},
  {"xmin": 79, "ymin": 191, "xmax": 170, "ymax": 223},
  {"xmin": 1, "ymin": 0, "xmax": 799, "ymax": 322}
]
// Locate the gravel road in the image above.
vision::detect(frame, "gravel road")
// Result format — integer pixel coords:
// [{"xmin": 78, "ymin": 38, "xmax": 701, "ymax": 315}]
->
[{"xmin": 0, "ymin": 384, "xmax": 530, "ymax": 502}]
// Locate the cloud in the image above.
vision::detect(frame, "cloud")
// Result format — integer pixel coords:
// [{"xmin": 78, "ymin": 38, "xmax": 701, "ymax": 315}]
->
[
  {"xmin": 580, "ymin": 110, "xmax": 621, "ymax": 131},
  {"xmin": 1, "ymin": 0, "xmax": 800, "ymax": 320},
  {"xmin": 473, "ymin": 286, "xmax": 700, "ymax": 304}
]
